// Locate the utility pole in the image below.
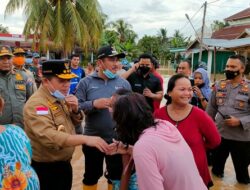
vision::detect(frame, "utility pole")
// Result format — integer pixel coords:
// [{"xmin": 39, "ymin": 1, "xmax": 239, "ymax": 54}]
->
[
  {"xmin": 185, "ymin": 14, "xmax": 201, "ymax": 42},
  {"xmin": 199, "ymin": 1, "xmax": 207, "ymax": 62}
]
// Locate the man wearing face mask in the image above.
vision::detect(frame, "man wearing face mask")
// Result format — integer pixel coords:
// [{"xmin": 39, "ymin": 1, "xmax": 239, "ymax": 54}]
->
[
  {"xmin": 12, "ymin": 47, "xmax": 37, "ymax": 92},
  {"xmin": 0, "ymin": 45, "xmax": 33, "ymax": 128},
  {"xmin": 125, "ymin": 53, "xmax": 163, "ymax": 111},
  {"xmin": 206, "ymin": 55, "xmax": 250, "ymax": 184},
  {"xmin": 23, "ymin": 60, "xmax": 110, "ymax": 190},
  {"xmin": 75, "ymin": 45, "xmax": 131, "ymax": 190}
]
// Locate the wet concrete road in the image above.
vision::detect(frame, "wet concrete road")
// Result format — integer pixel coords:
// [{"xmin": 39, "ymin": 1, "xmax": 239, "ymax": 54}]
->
[{"xmin": 71, "ymin": 146, "xmax": 250, "ymax": 190}]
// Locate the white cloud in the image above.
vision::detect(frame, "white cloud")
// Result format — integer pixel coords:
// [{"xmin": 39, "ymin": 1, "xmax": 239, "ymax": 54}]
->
[{"xmin": 0, "ymin": 0, "xmax": 249, "ymax": 38}]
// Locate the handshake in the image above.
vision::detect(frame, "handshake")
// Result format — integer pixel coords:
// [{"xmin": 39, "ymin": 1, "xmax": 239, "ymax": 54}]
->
[{"xmin": 84, "ymin": 136, "xmax": 132, "ymax": 155}]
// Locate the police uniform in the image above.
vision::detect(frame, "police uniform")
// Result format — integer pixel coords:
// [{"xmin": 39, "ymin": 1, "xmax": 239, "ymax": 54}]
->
[
  {"xmin": 23, "ymin": 60, "xmax": 83, "ymax": 190},
  {"xmin": 13, "ymin": 47, "xmax": 37, "ymax": 92},
  {"xmin": 0, "ymin": 46, "xmax": 33, "ymax": 128},
  {"xmin": 206, "ymin": 79, "xmax": 250, "ymax": 184}
]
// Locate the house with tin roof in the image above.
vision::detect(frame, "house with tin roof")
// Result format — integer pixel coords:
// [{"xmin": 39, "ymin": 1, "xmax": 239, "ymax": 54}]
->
[
  {"xmin": 186, "ymin": 8, "xmax": 250, "ymax": 80},
  {"xmin": 212, "ymin": 8, "xmax": 250, "ymax": 40}
]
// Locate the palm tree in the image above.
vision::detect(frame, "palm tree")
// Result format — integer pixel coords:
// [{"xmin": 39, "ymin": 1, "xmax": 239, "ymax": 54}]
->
[
  {"xmin": 157, "ymin": 28, "xmax": 168, "ymax": 44},
  {"xmin": 109, "ymin": 19, "xmax": 135, "ymax": 43},
  {"xmin": 5, "ymin": 0, "xmax": 103, "ymax": 55},
  {"xmin": 211, "ymin": 20, "xmax": 229, "ymax": 32},
  {"xmin": 170, "ymin": 30, "xmax": 190, "ymax": 48},
  {"xmin": 0, "ymin": 24, "xmax": 9, "ymax": 33}
]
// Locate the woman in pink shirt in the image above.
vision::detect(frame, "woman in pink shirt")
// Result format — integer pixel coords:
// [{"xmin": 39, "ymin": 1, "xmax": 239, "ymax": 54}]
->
[
  {"xmin": 111, "ymin": 92, "xmax": 207, "ymax": 190},
  {"xmin": 154, "ymin": 74, "xmax": 221, "ymax": 188}
]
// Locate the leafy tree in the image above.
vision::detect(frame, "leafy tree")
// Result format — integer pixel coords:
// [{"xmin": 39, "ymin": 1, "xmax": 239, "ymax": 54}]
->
[
  {"xmin": 108, "ymin": 19, "xmax": 138, "ymax": 44},
  {"xmin": 5, "ymin": 0, "xmax": 104, "ymax": 55},
  {"xmin": 0, "ymin": 24, "xmax": 9, "ymax": 33},
  {"xmin": 102, "ymin": 19, "xmax": 138, "ymax": 60},
  {"xmin": 170, "ymin": 30, "xmax": 190, "ymax": 48},
  {"xmin": 137, "ymin": 35, "xmax": 160, "ymax": 55},
  {"xmin": 211, "ymin": 20, "xmax": 229, "ymax": 32},
  {"xmin": 157, "ymin": 28, "xmax": 168, "ymax": 44},
  {"xmin": 100, "ymin": 30, "xmax": 119, "ymax": 46},
  {"xmin": 157, "ymin": 28, "xmax": 170, "ymax": 65}
]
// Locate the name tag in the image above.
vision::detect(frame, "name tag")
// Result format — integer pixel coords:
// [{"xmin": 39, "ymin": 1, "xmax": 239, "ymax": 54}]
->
[{"xmin": 134, "ymin": 84, "xmax": 142, "ymax": 87}]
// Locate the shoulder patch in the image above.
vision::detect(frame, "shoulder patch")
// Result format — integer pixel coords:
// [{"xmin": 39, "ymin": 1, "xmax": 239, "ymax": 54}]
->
[
  {"xmin": 36, "ymin": 106, "xmax": 49, "ymax": 115},
  {"xmin": 15, "ymin": 73, "xmax": 23, "ymax": 81}
]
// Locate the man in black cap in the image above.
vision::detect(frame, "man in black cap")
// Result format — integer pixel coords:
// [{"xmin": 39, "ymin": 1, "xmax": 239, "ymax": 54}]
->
[
  {"xmin": 75, "ymin": 45, "xmax": 131, "ymax": 190},
  {"xmin": 23, "ymin": 60, "xmax": 110, "ymax": 190}
]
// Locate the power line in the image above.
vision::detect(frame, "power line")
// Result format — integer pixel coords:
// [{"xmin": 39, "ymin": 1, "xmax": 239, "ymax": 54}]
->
[
  {"xmin": 207, "ymin": 0, "xmax": 221, "ymax": 4},
  {"xmin": 178, "ymin": 5, "xmax": 203, "ymax": 32},
  {"xmin": 209, "ymin": 4, "xmax": 246, "ymax": 9}
]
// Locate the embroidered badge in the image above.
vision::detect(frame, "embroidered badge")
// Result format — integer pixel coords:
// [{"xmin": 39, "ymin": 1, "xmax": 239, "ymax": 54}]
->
[
  {"xmin": 16, "ymin": 84, "xmax": 25, "ymax": 90},
  {"xmin": 216, "ymin": 92, "xmax": 224, "ymax": 97},
  {"xmin": 241, "ymin": 84, "xmax": 249, "ymax": 93},
  {"xmin": 15, "ymin": 73, "xmax": 23, "ymax": 81},
  {"xmin": 238, "ymin": 101, "xmax": 245, "ymax": 108},
  {"xmin": 220, "ymin": 81, "xmax": 227, "ymax": 89},
  {"xmin": 47, "ymin": 101, "xmax": 58, "ymax": 111},
  {"xmin": 36, "ymin": 106, "xmax": 49, "ymax": 115},
  {"xmin": 218, "ymin": 98, "xmax": 223, "ymax": 104}
]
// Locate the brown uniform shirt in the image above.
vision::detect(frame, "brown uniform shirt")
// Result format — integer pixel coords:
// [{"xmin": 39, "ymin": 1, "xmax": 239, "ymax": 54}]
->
[{"xmin": 24, "ymin": 85, "xmax": 83, "ymax": 162}]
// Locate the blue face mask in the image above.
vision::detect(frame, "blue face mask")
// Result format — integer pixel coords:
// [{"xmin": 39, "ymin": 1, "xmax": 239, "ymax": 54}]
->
[
  {"xmin": 25, "ymin": 58, "xmax": 33, "ymax": 65},
  {"xmin": 103, "ymin": 69, "xmax": 117, "ymax": 79},
  {"xmin": 51, "ymin": 90, "xmax": 66, "ymax": 100},
  {"xmin": 48, "ymin": 80, "xmax": 69, "ymax": 100}
]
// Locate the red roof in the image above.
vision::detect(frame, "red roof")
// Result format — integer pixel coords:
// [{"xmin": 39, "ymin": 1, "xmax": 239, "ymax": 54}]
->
[
  {"xmin": 225, "ymin": 8, "xmax": 250, "ymax": 21},
  {"xmin": 211, "ymin": 24, "xmax": 250, "ymax": 39}
]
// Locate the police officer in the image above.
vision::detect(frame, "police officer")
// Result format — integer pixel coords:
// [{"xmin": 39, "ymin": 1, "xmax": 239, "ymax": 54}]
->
[
  {"xmin": 12, "ymin": 47, "xmax": 37, "ymax": 92},
  {"xmin": 23, "ymin": 60, "xmax": 110, "ymax": 190},
  {"xmin": 0, "ymin": 45, "xmax": 33, "ymax": 128},
  {"xmin": 206, "ymin": 54, "xmax": 250, "ymax": 184}
]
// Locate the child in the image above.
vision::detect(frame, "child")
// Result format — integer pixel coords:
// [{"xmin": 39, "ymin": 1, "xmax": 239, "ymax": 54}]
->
[{"xmin": 191, "ymin": 67, "xmax": 211, "ymax": 110}]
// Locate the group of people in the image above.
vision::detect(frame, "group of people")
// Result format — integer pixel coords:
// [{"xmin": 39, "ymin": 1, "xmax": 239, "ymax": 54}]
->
[{"xmin": 0, "ymin": 44, "xmax": 250, "ymax": 190}]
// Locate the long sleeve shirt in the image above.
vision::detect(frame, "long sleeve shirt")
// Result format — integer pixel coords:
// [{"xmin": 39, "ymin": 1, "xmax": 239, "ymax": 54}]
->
[
  {"xmin": 133, "ymin": 119, "xmax": 207, "ymax": 190},
  {"xmin": 75, "ymin": 72, "xmax": 131, "ymax": 142}
]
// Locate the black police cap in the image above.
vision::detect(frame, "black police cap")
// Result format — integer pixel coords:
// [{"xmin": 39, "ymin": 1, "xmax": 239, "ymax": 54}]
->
[
  {"xmin": 97, "ymin": 45, "xmax": 125, "ymax": 59},
  {"xmin": 42, "ymin": 60, "xmax": 77, "ymax": 79}
]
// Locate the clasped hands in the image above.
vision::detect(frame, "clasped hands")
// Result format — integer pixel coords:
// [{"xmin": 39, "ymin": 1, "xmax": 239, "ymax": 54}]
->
[{"xmin": 106, "ymin": 139, "xmax": 133, "ymax": 155}]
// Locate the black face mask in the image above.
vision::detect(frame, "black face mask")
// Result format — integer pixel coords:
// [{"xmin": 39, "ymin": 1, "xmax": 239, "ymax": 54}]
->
[
  {"xmin": 136, "ymin": 66, "xmax": 150, "ymax": 77},
  {"xmin": 197, "ymin": 83, "xmax": 205, "ymax": 88},
  {"xmin": 225, "ymin": 70, "xmax": 240, "ymax": 80}
]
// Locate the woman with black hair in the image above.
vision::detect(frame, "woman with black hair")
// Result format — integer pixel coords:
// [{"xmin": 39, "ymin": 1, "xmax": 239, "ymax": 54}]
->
[
  {"xmin": 154, "ymin": 73, "xmax": 221, "ymax": 188},
  {"xmin": 110, "ymin": 92, "xmax": 207, "ymax": 190}
]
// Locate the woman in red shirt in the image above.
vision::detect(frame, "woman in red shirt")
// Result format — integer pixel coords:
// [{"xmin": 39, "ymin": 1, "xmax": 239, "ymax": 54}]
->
[{"xmin": 154, "ymin": 73, "xmax": 221, "ymax": 188}]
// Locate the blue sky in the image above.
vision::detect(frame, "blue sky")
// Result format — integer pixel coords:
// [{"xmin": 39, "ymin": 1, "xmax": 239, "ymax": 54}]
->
[{"xmin": 0, "ymin": 0, "xmax": 249, "ymax": 38}]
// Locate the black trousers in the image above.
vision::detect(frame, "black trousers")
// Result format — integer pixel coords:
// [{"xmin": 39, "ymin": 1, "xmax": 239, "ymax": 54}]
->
[
  {"xmin": 32, "ymin": 160, "xmax": 72, "ymax": 190},
  {"xmin": 82, "ymin": 145, "xmax": 123, "ymax": 185},
  {"xmin": 212, "ymin": 138, "xmax": 250, "ymax": 183}
]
